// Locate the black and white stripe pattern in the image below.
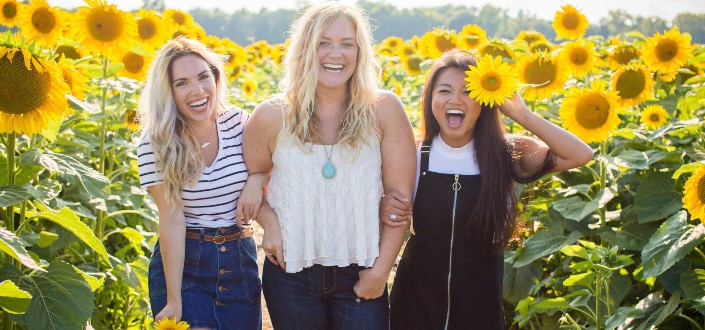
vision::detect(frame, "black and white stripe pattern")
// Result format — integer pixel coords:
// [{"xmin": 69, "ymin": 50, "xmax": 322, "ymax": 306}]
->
[{"xmin": 138, "ymin": 107, "xmax": 249, "ymax": 228}]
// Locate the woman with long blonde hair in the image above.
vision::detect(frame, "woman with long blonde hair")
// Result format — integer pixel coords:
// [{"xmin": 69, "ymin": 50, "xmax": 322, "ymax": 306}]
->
[
  {"xmin": 137, "ymin": 36, "xmax": 263, "ymax": 329},
  {"xmin": 243, "ymin": 2, "xmax": 416, "ymax": 329}
]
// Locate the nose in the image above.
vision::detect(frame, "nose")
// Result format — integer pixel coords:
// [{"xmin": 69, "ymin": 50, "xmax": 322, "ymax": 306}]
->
[{"xmin": 449, "ymin": 91, "xmax": 463, "ymax": 104}]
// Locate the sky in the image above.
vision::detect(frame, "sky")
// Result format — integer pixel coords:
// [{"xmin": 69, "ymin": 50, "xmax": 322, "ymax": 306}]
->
[{"xmin": 56, "ymin": 0, "xmax": 705, "ymax": 22}]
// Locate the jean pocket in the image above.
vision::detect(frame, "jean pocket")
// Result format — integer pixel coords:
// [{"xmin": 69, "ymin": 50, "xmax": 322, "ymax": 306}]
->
[
  {"xmin": 238, "ymin": 237, "xmax": 262, "ymax": 304},
  {"xmin": 148, "ymin": 239, "xmax": 200, "ymax": 297}
]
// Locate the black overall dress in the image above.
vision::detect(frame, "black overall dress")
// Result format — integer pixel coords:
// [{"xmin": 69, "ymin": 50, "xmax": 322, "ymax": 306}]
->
[{"xmin": 390, "ymin": 143, "xmax": 505, "ymax": 330}]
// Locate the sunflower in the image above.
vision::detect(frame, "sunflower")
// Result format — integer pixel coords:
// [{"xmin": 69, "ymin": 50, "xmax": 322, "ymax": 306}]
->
[
  {"xmin": 58, "ymin": 56, "xmax": 90, "ymax": 100},
  {"xmin": 559, "ymin": 80, "xmax": 621, "ymax": 143},
  {"xmin": 18, "ymin": 0, "xmax": 67, "ymax": 46},
  {"xmin": 640, "ymin": 104, "xmax": 669, "ymax": 130},
  {"xmin": 560, "ymin": 39, "xmax": 597, "ymax": 78},
  {"xmin": 163, "ymin": 9, "xmax": 193, "ymax": 28},
  {"xmin": 116, "ymin": 49, "xmax": 151, "ymax": 81},
  {"xmin": 683, "ymin": 165, "xmax": 705, "ymax": 225},
  {"xmin": 0, "ymin": 0, "xmax": 21, "ymax": 27},
  {"xmin": 399, "ymin": 43, "xmax": 422, "ymax": 75},
  {"xmin": 458, "ymin": 24, "xmax": 487, "ymax": 50},
  {"xmin": 478, "ymin": 39, "xmax": 514, "ymax": 61},
  {"xmin": 0, "ymin": 43, "xmax": 71, "ymax": 136},
  {"xmin": 679, "ymin": 63, "xmax": 704, "ymax": 83},
  {"xmin": 55, "ymin": 43, "xmax": 84, "ymax": 60},
  {"xmin": 124, "ymin": 108, "xmax": 138, "ymax": 131},
  {"xmin": 269, "ymin": 43, "xmax": 285, "ymax": 65},
  {"xmin": 517, "ymin": 52, "xmax": 567, "ymax": 101},
  {"xmin": 530, "ymin": 40, "xmax": 556, "ymax": 54},
  {"xmin": 241, "ymin": 78, "xmax": 256, "ymax": 98},
  {"xmin": 611, "ymin": 63, "xmax": 653, "ymax": 108},
  {"xmin": 378, "ymin": 36, "xmax": 403, "ymax": 56},
  {"xmin": 607, "ymin": 43, "xmax": 641, "ymax": 70},
  {"xmin": 135, "ymin": 9, "xmax": 172, "ymax": 50},
  {"xmin": 419, "ymin": 28, "xmax": 457, "ymax": 59},
  {"xmin": 552, "ymin": 4, "xmax": 589, "ymax": 40},
  {"xmin": 154, "ymin": 317, "xmax": 190, "ymax": 330},
  {"xmin": 642, "ymin": 26, "xmax": 695, "ymax": 75},
  {"xmin": 516, "ymin": 30, "xmax": 547, "ymax": 47},
  {"xmin": 465, "ymin": 54, "xmax": 517, "ymax": 107},
  {"xmin": 72, "ymin": 0, "xmax": 138, "ymax": 57}
]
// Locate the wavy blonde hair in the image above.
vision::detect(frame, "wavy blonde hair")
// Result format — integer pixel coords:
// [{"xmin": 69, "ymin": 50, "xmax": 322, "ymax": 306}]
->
[
  {"xmin": 279, "ymin": 1, "xmax": 380, "ymax": 149},
  {"xmin": 137, "ymin": 37, "xmax": 229, "ymax": 209}
]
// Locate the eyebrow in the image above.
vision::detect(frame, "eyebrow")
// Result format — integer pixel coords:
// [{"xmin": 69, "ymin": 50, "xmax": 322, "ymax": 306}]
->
[
  {"xmin": 320, "ymin": 36, "xmax": 356, "ymax": 41},
  {"xmin": 172, "ymin": 70, "xmax": 210, "ymax": 83}
]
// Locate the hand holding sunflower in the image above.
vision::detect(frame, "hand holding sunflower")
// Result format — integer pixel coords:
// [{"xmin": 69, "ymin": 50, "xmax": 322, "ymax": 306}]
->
[{"xmin": 464, "ymin": 54, "xmax": 518, "ymax": 108}]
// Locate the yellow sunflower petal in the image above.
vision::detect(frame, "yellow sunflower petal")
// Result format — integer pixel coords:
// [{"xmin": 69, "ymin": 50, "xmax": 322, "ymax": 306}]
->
[
  {"xmin": 72, "ymin": 0, "xmax": 138, "ymax": 58},
  {"xmin": 465, "ymin": 54, "xmax": 517, "ymax": 107},
  {"xmin": 642, "ymin": 26, "xmax": 695, "ymax": 75},
  {"xmin": 611, "ymin": 63, "xmax": 654, "ymax": 108},
  {"xmin": 560, "ymin": 39, "xmax": 597, "ymax": 78},
  {"xmin": 517, "ymin": 52, "xmax": 567, "ymax": 101},
  {"xmin": 640, "ymin": 104, "xmax": 670, "ymax": 130},
  {"xmin": 154, "ymin": 316, "xmax": 190, "ymax": 330},
  {"xmin": 683, "ymin": 165, "xmax": 705, "ymax": 223},
  {"xmin": 559, "ymin": 80, "xmax": 621, "ymax": 143},
  {"xmin": 0, "ymin": 0, "xmax": 21, "ymax": 27},
  {"xmin": 552, "ymin": 4, "xmax": 589, "ymax": 40},
  {"xmin": 17, "ymin": 0, "xmax": 67, "ymax": 46}
]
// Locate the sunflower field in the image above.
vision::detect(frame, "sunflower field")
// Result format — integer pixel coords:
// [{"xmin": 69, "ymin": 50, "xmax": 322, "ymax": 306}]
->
[{"xmin": 0, "ymin": 0, "xmax": 704, "ymax": 329}]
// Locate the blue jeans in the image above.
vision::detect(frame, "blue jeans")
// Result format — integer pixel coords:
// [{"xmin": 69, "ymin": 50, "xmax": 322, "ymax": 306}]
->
[
  {"xmin": 262, "ymin": 259, "xmax": 389, "ymax": 330},
  {"xmin": 149, "ymin": 226, "xmax": 261, "ymax": 330}
]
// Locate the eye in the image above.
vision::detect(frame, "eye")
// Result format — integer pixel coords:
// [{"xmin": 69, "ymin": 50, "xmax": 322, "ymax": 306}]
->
[
  {"xmin": 319, "ymin": 40, "xmax": 330, "ymax": 47},
  {"xmin": 343, "ymin": 42, "xmax": 355, "ymax": 48},
  {"xmin": 175, "ymin": 81, "xmax": 186, "ymax": 87},
  {"xmin": 199, "ymin": 73, "xmax": 211, "ymax": 80}
]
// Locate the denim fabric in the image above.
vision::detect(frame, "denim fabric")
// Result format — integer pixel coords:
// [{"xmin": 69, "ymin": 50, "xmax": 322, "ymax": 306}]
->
[
  {"xmin": 262, "ymin": 259, "xmax": 389, "ymax": 330},
  {"xmin": 149, "ymin": 226, "xmax": 261, "ymax": 330}
]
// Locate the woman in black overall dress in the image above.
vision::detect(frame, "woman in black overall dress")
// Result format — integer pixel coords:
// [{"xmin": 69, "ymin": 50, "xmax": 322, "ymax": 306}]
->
[{"xmin": 384, "ymin": 49, "xmax": 594, "ymax": 329}]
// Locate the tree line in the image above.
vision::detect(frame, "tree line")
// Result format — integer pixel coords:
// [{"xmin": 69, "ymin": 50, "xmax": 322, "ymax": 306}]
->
[{"xmin": 188, "ymin": 1, "xmax": 705, "ymax": 45}]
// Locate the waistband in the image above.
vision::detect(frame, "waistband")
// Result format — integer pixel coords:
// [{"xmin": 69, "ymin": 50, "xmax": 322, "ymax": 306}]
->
[{"xmin": 185, "ymin": 225, "xmax": 254, "ymax": 244}]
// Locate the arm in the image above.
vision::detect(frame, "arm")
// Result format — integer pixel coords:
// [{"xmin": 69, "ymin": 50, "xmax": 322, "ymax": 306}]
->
[
  {"xmin": 147, "ymin": 184, "xmax": 186, "ymax": 322},
  {"xmin": 236, "ymin": 172, "xmax": 270, "ymax": 226},
  {"xmin": 355, "ymin": 91, "xmax": 417, "ymax": 299},
  {"xmin": 499, "ymin": 93, "xmax": 594, "ymax": 175},
  {"xmin": 242, "ymin": 98, "xmax": 286, "ymax": 270}
]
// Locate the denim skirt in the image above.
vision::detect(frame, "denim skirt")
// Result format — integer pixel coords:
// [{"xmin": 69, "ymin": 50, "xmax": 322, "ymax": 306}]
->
[{"xmin": 149, "ymin": 225, "xmax": 262, "ymax": 329}]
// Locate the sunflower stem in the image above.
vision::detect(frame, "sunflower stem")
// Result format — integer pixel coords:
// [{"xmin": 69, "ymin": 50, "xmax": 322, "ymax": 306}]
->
[
  {"xmin": 694, "ymin": 247, "xmax": 705, "ymax": 264},
  {"xmin": 95, "ymin": 57, "xmax": 109, "ymax": 267},
  {"xmin": 4, "ymin": 133, "xmax": 16, "ymax": 231},
  {"xmin": 599, "ymin": 139, "xmax": 608, "ymax": 244}
]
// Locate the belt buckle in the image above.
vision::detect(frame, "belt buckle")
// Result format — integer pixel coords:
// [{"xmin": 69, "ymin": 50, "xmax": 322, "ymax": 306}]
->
[{"xmin": 213, "ymin": 235, "xmax": 226, "ymax": 244}]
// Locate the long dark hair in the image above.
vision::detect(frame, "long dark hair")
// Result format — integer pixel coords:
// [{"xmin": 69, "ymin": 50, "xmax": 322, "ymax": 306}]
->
[{"xmin": 420, "ymin": 49, "xmax": 555, "ymax": 254}]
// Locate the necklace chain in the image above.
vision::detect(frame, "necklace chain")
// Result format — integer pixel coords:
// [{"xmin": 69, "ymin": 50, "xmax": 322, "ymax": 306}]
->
[{"xmin": 201, "ymin": 119, "xmax": 215, "ymax": 149}]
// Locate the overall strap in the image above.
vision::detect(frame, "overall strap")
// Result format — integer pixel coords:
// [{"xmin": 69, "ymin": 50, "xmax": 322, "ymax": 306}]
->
[{"xmin": 420, "ymin": 142, "xmax": 431, "ymax": 175}]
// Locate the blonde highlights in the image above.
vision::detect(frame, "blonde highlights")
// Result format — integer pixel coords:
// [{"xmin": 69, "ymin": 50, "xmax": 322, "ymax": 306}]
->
[
  {"xmin": 137, "ymin": 36, "xmax": 228, "ymax": 209},
  {"xmin": 279, "ymin": 2, "xmax": 380, "ymax": 149}
]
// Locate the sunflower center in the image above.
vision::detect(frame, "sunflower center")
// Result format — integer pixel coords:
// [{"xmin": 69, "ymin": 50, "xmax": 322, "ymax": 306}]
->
[
  {"xmin": 2, "ymin": 2, "xmax": 17, "ymax": 19},
  {"xmin": 575, "ymin": 93, "xmax": 610, "ymax": 129},
  {"xmin": 562, "ymin": 12, "xmax": 580, "ymax": 30},
  {"xmin": 138, "ymin": 19, "xmax": 156, "ymax": 39},
  {"xmin": 87, "ymin": 9, "xmax": 123, "ymax": 42},
  {"xmin": 698, "ymin": 175, "xmax": 705, "ymax": 204},
  {"xmin": 0, "ymin": 52, "xmax": 51, "ymax": 115},
  {"xmin": 389, "ymin": 39, "xmax": 398, "ymax": 48},
  {"xmin": 524, "ymin": 59, "xmax": 557, "ymax": 86},
  {"xmin": 464, "ymin": 34, "xmax": 480, "ymax": 46},
  {"xmin": 482, "ymin": 44, "xmax": 511, "ymax": 59},
  {"xmin": 32, "ymin": 7, "xmax": 56, "ymax": 34},
  {"xmin": 615, "ymin": 69, "xmax": 646, "ymax": 99},
  {"xmin": 172, "ymin": 12, "xmax": 186, "ymax": 25},
  {"xmin": 407, "ymin": 56, "xmax": 422, "ymax": 71},
  {"xmin": 649, "ymin": 113, "xmax": 660, "ymax": 122},
  {"xmin": 123, "ymin": 53, "xmax": 144, "ymax": 74},
  {"xmin": 655, "ymin": 39, "xmax": 678, "ymax": 62},
  {"xmin": 570, "ymin": 48, "xmax": 588, "ymax": 65},
  {"xmin": 481, "ymin": 73, "xmax": 502, "ymax": 91},
  {"xmin": 612, "ymin": 48, "xmax": 638, "ymax": 65},
  {"xmin": 435, "ymin": 35, "xmax": 454, "ymax": 54},
  {"xmin": 55, "ymin": 45, "xmax": 81, "ymax": 60}
]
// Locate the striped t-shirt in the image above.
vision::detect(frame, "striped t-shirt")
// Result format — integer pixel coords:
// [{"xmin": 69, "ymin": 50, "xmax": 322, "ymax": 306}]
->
[{"xmin": 137, "ymin": 107, "xmax": 249, "ymax": 228}]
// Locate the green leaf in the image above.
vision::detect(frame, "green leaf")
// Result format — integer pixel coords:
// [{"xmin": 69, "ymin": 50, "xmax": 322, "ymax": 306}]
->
[
  {"xmin": 503, "ymin": 255, "xmax": 542, "ymax": 305},
  {"xmin": 563, "ymin": 271, "xmax": 596, "ymax": 287},
  {"xmin": 20, "ymin": 149, "xmax": 110, "ymax": 199},
  {"xmin": 636, "ymin": 291, "xmax": 681, "ymax": 330},
  {"xmin": 606, "ymin": 306, "xmax": 644, "ymax": 329},
  {"xmin": 681, "ymin": 269, "xmax": 705, "ymax": 315},
  {"xmin": 0, "ymin": 156, "xmax": 42, "ymax": 186},
  {"xmin": 1, "ymin": 261, "xmax": 94, "ymax": 330},
  {"xmin": 513, "ymin": 230, "xmax": 582, "ymax": 267},
  {"xmin": 635, "ymin": 173, "xmax": 682, "ymax": 223},
  {"xmin": 673, "ymin": 162, "xmax": 705, "ymax": 180},
  {"xmin": 29, "ymin": 202, "xmax": 110, "ymax": 263},
  {"xmin": 0, "ymin": 228, "xmax": 43, "ymax": 271},
  {"xmin": 560, "ymin": 244, "xmax": 589, "ymax": 260},
  {"xmin": 533, "ymin": 297, "xmax": 570, "ymax": 311},
  {"xmin": 552, "ymin": 189, "xmax": 613, "ymax": 222},
  {"xmin": 613, "ymin": 149, "xmax": 649, "ymax": 170},
  {"xmin": 0, "ymin": 185, "xmax": 28, "ymax": 208},
  {"xmin": 642, "ymin": 211, "xmax": 705, "ymax": 278},
  {"xmin": 0, "ymin": 280, "xmax": 31, "ymax": 314},
  {"xmin": 598, "ymin": 219, "xmax": 659, "ymax": 251},
  {"xmin": 119, "ymin": 227, "xmax": 145, "ymax": 246},
  {"xmin": 70, "ymin": 266, "xmax": 104, "ymax": 292},
  {"xmin": 36, "ymin": 231, "xmax": 59, "ymax": 248}
]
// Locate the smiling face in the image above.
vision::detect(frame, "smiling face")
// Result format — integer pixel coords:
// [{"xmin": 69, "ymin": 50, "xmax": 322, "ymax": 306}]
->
[
  {"xmin": 316, "ymin": 16, "xmax": 358, "ymax": 92},
  {"xmin": 170, "ymin": 54, "xmax": 218, "ymax": 126},
  {"xmin": 431, "ymin": 67, "xmax": 482, "ymax": 147}
]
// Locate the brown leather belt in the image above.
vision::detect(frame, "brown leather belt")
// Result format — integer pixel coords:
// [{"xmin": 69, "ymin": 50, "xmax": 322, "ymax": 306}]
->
[{"xmin": 185, "ymin": 226, "xmax": 254, "ymax": 244}]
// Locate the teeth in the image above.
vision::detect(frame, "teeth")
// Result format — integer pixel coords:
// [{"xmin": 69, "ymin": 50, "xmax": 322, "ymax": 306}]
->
[
  {"xmin": 323, "ymin": 64, "xmax": 343, "ymax": 70},
  {"xmin": 188, "ymin": 97, "xmax": 208, "ymax": 108},
  {"xmin": 446, "ymin": 109, "xmax": 464, "ymax": 115}
]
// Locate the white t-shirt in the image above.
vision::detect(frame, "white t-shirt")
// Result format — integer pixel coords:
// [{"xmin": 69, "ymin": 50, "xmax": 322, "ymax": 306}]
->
[
  {"xmin": 137, "ymin": 107, "xmax": 249, "ymax": 228},
  {"xmin": 414, "ymin": 135, "xmax": 479, "ymax": 200}
]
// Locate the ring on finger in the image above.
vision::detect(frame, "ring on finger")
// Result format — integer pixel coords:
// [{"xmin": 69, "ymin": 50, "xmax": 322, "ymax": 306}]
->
[{"xmin": 390, "ymin": 213, "xmax": 397, "ymax": 221}]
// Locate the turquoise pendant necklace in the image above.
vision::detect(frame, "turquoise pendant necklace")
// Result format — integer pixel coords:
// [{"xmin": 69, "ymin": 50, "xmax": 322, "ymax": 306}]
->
[{"xmin": 322, "ymin": 144, "xmax": 336, "ymax": 179}]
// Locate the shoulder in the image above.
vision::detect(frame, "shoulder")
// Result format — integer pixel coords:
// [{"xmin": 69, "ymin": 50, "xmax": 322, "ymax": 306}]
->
[
  {"xmin": 373, "ymin": 89, "xmax": 406, "ymax": 123},
  {"xmin": 251, "ymin": 94, "xmax": 285, "ymax": 125},
  {"xmin": 506, "ymin": 133, "xmax": 546, "ymax": 153},
  {"xmin": 219, "ymin": 105, "xmax": 247, "ymax": 127},
  {"xmin": 137, "ymin": 133, "xmax": 153, "ymax": 156}
]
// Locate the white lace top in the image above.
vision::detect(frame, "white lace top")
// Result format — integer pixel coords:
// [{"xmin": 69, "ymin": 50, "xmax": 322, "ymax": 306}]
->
[{"xmin": 267, "ymin": 136, "xmax": 382, "ymax": 273}]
